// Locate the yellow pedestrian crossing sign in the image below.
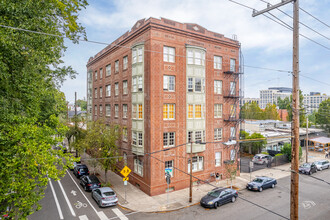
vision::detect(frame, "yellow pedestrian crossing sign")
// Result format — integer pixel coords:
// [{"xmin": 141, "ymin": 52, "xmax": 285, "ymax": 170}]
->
[
  {"xmin": 120, "ymin": 166, "xmax": 131, "ymax": 177},
  {"xmin": 123, "ymin": 177, "xmax": 129, "ymax": 181}
]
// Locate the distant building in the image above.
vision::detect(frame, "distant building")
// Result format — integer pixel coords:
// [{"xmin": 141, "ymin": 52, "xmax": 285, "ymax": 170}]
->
[
  {"xmin": 240, "ymin": 97, "xmax": 260, "ymax": 106},
  {"xmin": 303, "ymin": 92, "xmax": 329, "ymax": 114},
  {"xmin": 259, "ymin": 87, "xmax": 292, "ymax": 109},
  {"xmin": 277, "ymin": 109, "xmax": 288, "ymax": 121}
]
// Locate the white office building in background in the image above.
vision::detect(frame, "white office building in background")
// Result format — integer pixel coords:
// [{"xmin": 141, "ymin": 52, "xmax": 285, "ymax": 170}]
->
[
  {"xmin": 259, "ymin": 87, "xmax": 292, "ymax": 109},
  {"xmin": 303, "ymin": 92, "xmax": 329, "ymax": 114}
]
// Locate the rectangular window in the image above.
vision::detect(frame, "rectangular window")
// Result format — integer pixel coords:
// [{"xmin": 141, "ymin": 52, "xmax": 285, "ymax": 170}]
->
[
  {"xmin": 163, "ymin": 104, "xmax": 175, "ymax": 120},
  {"xmin": 138, "ymin": 104, "xmax": 143, "ymax": 119},
  {"xmin": 115, "ymin": 83, "xmax": 119, "ymax": 96},
  {"xmin": 94, "ymin": 71, "xmax": 97, "ymax": 81},
  {"xmin": 99, "ymin": 68, "xmax": 103, "ymax": 79},
  {"xmin": 99, "ymin": 87, "xmax": 103, "ymax": 98},
  {"xmin": 123, "ymin": 127, "xmax": 128, "ymax": 141},
  {"xmin": 195, "ymin": 131, "xmax": 202, "ymax": 143},
  {"xmin": 188, "ymin": 78, "xmax": 193, "ymax": 92},
  {"xmin": 132, "ymin": 131, "xmax": 137, "ymax": 145},
  {"xmin": 230, "ymin": 105, "xmax": 236, "ymax": 118},
  {"xmin": 132, "ymin": 49, "xmax": 137, "ymax": 64},
  {"xmin": 99, "ymin": 105, "xmax": 103, "ymax": 116},
  {"xmin": 195, "ymin": 51, "xmax": 201, "ymax": 65},
  {"xmin": 106, "ymin": 64, "xmax": 111, "ymax": 76},
  {"xmin": 106, "ymin": 104, "xmax": 111, "ymax": 117},
  {"xmin": 214, "ymin": 56, "xmax": 222, "ymax": 69},
  {"xmin": 123, "ymin": 80, "xmax": 128, "ymax": 94},
  {"xmin": 134, "ymin": 158, "xmax": 143, "ymax": 176},
  {"xmin": 123, "ymin": 56, "xmax": 128, "ymax": 69},
  {"xmin": 132, "ymin": 77, "xmax": 137, "ymax": 92},
  {"xmin": 115, "ymin": 104, "xmax": 119, "ymax": 118},
  {"xmin": 187, "ymin": 49, "xmax": 205, "ymax": 66},
  {"xmin": 230, "ymin": 82, "xmax": 236, "ymax": 95},
  {"xmin": 195, "ymin": 104, "xmax": 201, "ymax": 119},
  {"xmin": 195, "ymin": 78, "xmax": 202, "ymax": 92},
  {"xmin": 132, "ymin": 104, "xmax": 137, "ymax": 119},
  {"xmin": 188, "ymin": 131, "xmax": 193, "ymax": 143},
  {"xmin": 115, "ymin": 60, "xmax": 119, "ymax": 73},
  {"xmin": 123, "ymin": 104, "xmax": 127, "ymax": 118},
  {"xmin": 163, "ymin": 75, "xmax": 175, "ymax": 91},
  {"xmin": 215, "ymin": 152, "xmax": 221, "ymax": 167},
  {"xmin": 214, "ymin": 104, "xmax": 223, "ymax": 118},
  {"xmin": 138, "ymin": 133, "xmax": 143, "ymax": 146},
  {"xmin": 188, "ymin": 156, "xmax": 204, "ymax": 172},
  {"xmin": 165, "ymin": 160, "xmax": 174, "ymax": 177},
  {"xmin": 230, "ymin": 58, "xmax": 236, "ymax": 72},
  {"xmin": 94, "ymin": 105, "xmax": 97, "ymax": 116},
  {"xmin": 187, "ymin": 50, "xmax": 194, "ymax": 64},
  {"xmin": 106, "ymin": 84, "xmax": 111, "ymax": 97},
  {"xmin": 214, "ymin": 128, "xmax": 222, "ymax": 140},
  {"xmin": 163, "ymin": 46, "xmax": 175, "ymax": 63},
  {"xmin": 214, "ymin": 80, "xmax": 222, "ymax": 94},
  {"xmin": 94, "ymin": 88, "xmax": 97, "ymax": 99},
  {"xmin": 138, "ymin": 76, "xmax": 143, "ymax": 92},
  {"xmin": 163, "ymin": 132, "xmax": 175, "ymax": 148},
  {"xmin": 230, "ymin": 127, "xmax": 236, "ymax": 139},
  {"xmin": 138, "ymin": 48, "xmax": 143, "ymax": 62},
  {"xmin": 188, "ymin": 105, "xmax": 193, "ymax": 119}
]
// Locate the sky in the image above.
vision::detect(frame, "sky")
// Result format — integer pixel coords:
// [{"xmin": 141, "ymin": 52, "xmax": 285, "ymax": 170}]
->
[{"xmin": 60, "ymin": 0, "xmax": 330, "ymax": 103}]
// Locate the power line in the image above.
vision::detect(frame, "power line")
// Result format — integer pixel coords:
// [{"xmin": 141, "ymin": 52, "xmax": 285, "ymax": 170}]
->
[{"xmin": 299, "ymin": 6, "xmax": 330, "ymax": 29}]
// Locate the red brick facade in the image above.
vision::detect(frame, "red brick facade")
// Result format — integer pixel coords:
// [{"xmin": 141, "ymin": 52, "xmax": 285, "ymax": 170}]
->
[{"xmin": 87, "ymin": 18, "xmax": 241, "ymax": 196}]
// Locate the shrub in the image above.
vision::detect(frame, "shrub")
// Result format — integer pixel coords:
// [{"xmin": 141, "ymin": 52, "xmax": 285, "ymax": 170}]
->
[{"xmin": 281, "ymin": 143, "xmax": 302, "ymax": 162}]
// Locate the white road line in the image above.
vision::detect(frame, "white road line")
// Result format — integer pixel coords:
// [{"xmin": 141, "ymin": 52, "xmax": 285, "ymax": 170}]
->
[
  {"xmin": 97, "ymin": 211, "xmax": 109, "ymax": 220},
  {"xmin": 58, "ymin": 180, "xmax": 76, "ymax": 217},
  {"xmin": 66, "ymin": 170, "xmax": 105, "ymax": 220},
  {"xmin": 79, "ymin": 215, "xmax": 89, "ymax": 220},
  {"xmin": 112, "ymin": 208, "xmax": 128, "ymax": 220},
  {"xmin": 48, "ymin": 178, "xmax": 64, "ymax": 220}
]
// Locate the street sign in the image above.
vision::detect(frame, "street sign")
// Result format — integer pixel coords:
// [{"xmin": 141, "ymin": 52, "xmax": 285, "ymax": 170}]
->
[
  {"xmin": 120, "ymin": 166, "xmax": 131, "ymax": 177},
  {"xmin": 123, "ymin": 177, "xmax": 129, "ymax": 181},
  {"xmin": 249, "ymin": 161, "xmax": 254, "ymax": 169},
  {"xmin": 124, "ymin": 180, "xmax": 127, "ymax": 186}
]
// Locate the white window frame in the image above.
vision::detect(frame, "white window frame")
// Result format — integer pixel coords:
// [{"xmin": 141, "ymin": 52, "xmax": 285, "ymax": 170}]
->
[
  {"xmin": 99, "ymin": 105, "xmax": 103, "ymax": 116},
  {"xmin": 94, "ymin": 105, "xmax": 97, "ymax": 116},
  {"xmin": 187, "ymin": 77, "xmax": 205, "ymax": 93},
  {"xmin": 115, "ymin": 60, "xmax": 119, "ymax": 73},
  {"xmin": 94, "ymin": 71, "xmax": 97, "ymax": 80},
  {"xmin": 106, "ymin": 64, "xmax": 111, "ymax": 76},
  {"xmin": 163, "ymin": 46, "xmax": 175, "ymax": 63},
  {"xmin": 123, "ymin": 56, "xmax": 128, "ymax": 69},
  {"xmin": 188, "ymin": 156, "xmax": 204, "ymax": 172},
  {"xmin": 132, "ymin": 49, "xmax": 137, "ymax": 64},
  {"xmin": 230, "ymin": 127, "xmax": 236, "ymax": 139},
  {"xmin": 134, "ymin": 158, "xmax": 143, "ymax": 176},
  {"xmin": 105, "ymin": 104, "xmax": 111, "ymax": 117},
  {"xmin": 115, "ymin": 83, "xmax": 119, "ymax": 96},
  {"xmin": 94, "ymin": 88, "xmax": 97, "ymax": 99},
  {"xmin": 99, "ymin": 68, "xmax": 103, "ymax": 79},
  {"xmin": 115, "ymin": 104, "xmax": 119, "ymax": 118},
  {"xmin": 230, "ymin": 58, "xmax": 236, "ymax": 72},
  {"xmin": 163, "ymin": 104, "xmax": 175, "ymax": 120},
  {"xmin": 123, "ymin": 104, "xmax": 127, "ymax": 118},
  {"xmin": 214, "ymin": 104, "xmax": 223, "ymax": 118},
  {"xmin": 138, "ymin": 48, "xmax": 143, "ymax": 62},
  {"xmin": 106, "ymin": 84, "xmax": 111, "ymax": 97},
  {"xmin": 215, "ymin": 152, "xmax": 221, "ymax": 167},
  {"xmin": 187, "ymin": 49, "xmax": 205, "ymax": 66},
  {"xmin": 138, "ymin": 76, "xmax": 143, "ymax": 92},
  {"xmin": 123, "ymin": 80, "xmax": 128, "ymax": 94},
  {"xmin": 163, "ymin": 132, "xmax": 175, "ymax": 148},
  {"xmin": 163, "ymin": 75, "xmax": 175, "ymax": 92},
  {"xmin": 230, "ymin": 81, "xmax": 236, "ymax": 95},
  {"xmin": 214, "ymin": 80, "xmax": 222, "ymax": 94},
  {"xmin": 214, "ymin": 128, "xmax": 222, "ymax": 141},
  {"xmin": 132, "ymin": 77, "xmax": 137, "ymax": 92},
  {"xmin": 214, "ymin": 56, "xmax": 222, "ymax": 70},
  {"xmin": 99, "ymin": 87, "xmax": 103, "ymax": 98},
  {"xmin": 123, "ymin": 127, "xmax": 128, "ymax": 142},
  {"xmin": 230, "ymin": 149, "xmax": 236, "ymax": 161}
]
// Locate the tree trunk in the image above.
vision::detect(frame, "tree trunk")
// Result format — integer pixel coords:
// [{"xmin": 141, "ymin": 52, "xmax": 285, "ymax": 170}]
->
[{"xmin": 248, "ymin": 144, "xmax": 252, "ymax": 154}]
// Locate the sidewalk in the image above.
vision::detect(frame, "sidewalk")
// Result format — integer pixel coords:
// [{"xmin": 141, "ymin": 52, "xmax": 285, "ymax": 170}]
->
[{"xmin": 80, "ymin": 151, "xmax": 326, "ymax": 213}]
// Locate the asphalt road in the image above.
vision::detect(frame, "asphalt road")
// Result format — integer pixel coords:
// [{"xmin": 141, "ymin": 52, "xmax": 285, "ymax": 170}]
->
[{"xmin": 29, "ymin": 167, "xmax": 330, "ymax": 220}]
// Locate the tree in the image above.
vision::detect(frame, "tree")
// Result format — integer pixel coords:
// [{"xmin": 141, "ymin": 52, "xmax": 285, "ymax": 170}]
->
[
  {"xmin": 76, "ymin": 99, "xmax": 87, "ymax": 111},
  {"xmin": 286, "ymin": 90, "xmax": 306, "ymax": 126},
  {"xmin": 281, "ymin": 143, "xmax": 302, "ymax": 162},
  {"xmin": 315, "ymin": 98, "xmax": 330, "ymax": 135},
  {"xmin": 80, "ymin": 120, "xmax": 121, "ymax": 183},
  {"xmin": 224, "ymin": 160, "xmax": 237, "ymax": 189},
  {"xmin": 0, "ymin": 1, "xmax": 88, "ymax": 218},
  {"xmin": 277, "ymin": 97, "xmax": 290, "ymax": 109},
  {"xmin": 264, "ymin": 103, "xmax": 280, "ymax": 120},
  {"xmin": 240, "ymin": 101, "xmax": 264, "ymax": 120},
  {"xmin": 240, "ymin": 131, "xmax": 267, "ymax": 155}
]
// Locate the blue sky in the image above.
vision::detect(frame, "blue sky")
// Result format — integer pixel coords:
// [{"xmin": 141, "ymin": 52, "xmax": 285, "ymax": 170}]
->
[{"xmin": 60, "ymin": 0, "xmax": 330, "ymax": 103}]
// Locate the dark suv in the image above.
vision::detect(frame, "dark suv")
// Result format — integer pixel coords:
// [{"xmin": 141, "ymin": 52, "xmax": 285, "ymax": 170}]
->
[
  {"xmin": 80, "ymin": 175, "xmax": 101, "ymax": 191},
  {"xmin": 299, "ymin": 163, "xmax": 317, "ymax": 175},
  {"xmin": 73, "ymin": 164, "xmax": 89, "ymax": 178}
]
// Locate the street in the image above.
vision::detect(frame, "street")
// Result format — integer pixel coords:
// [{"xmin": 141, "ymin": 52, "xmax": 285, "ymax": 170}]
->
[{"xmin": 29, "ymin": 167, "xmax": 330, "ymax": 220}]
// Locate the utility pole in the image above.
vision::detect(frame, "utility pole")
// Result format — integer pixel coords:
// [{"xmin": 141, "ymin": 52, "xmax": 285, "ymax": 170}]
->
[
  {"xmin": 252, "ymin": 1, "xmax": 299, "ymax": 219},
  {"xmin": 75, "ymin": 92, "xmax": 78, "ymax": 157},
  {"xmin": 189, "ymin": 141, "xmax": 193, "ymax": 203},
  {"xmin": 306, "ymin": 117, "xmax": 309, "ymax": 163}
]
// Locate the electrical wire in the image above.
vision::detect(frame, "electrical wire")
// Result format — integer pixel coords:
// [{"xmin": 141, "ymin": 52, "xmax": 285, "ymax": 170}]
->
[{"xmin": 299, "ymin": 6, "xmax": 330, "ymax": 29}]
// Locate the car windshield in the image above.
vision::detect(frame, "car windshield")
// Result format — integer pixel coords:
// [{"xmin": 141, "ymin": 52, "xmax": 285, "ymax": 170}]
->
[
  {"xmin": 79, "ymin": 168, "xmax": 88, "ymax": 173},
  {"xmin": 302, "ymin": 163, "xmax": 310, "ymax": 167},
  {"xmin": 315, "ymin": 162, "xmax": 322, "ymax": 165},
  {"xmin": 89, "ymin": 176, "xmax": 99, "ymax": 183},
  {"xmin": 207, "ymin": 190, "xmax": 221, "ymax": 197},
  {"xmin": 103, "ymin": 191, "xmax": 115, "ymax": 196},
  {"xmin": 253, "ymin": 178, "xmax": 263, "ymax": 183}
]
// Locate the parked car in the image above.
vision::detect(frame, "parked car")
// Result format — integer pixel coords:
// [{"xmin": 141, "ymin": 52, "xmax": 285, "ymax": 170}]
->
[
  {"xmin": 92, "ymin": 187, "xmax": 118, "ymax": 207},
  {"xmin": 200, "ymin": 188, "xmax": 238, "ymax": 209},
  {"xmin": 252, "ymin": 154, "xmax": 273, "ymax": 165},
  {"xmin": 314, "ymin": 160, "xmax": 330, "ymax": 171},
  {"xmin": 246, "ymin": 176, "xmax": 277, "ymax": 192},
  {"xmin": 80, "ymin": 175, "xmax": 101, "ymax": 191},
  {"xmin": 299, "ymin": 163, "xmax": 317, "ymax": 175},
  {"xmin": 73, "ymin": 164, "xmax": 89, "ymax": 178}
]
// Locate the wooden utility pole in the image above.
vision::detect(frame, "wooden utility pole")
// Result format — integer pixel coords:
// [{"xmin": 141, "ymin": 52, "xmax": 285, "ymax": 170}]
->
[
  {"xmin": 189, "ymin": 141, "xmax": 193, "ymax": 203},
  {"xmin": 253, "ymin": 1, "xmax": 299, "ymax": 219},
  {"xmin": 306, "ymin": 118, "xmax": 309, "ymax": 163}
]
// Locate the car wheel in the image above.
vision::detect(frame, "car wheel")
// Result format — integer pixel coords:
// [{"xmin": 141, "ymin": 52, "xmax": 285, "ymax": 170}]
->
[
  {"xmin": 84, "ymin": 186, "xmax": 87, "ymax": 191},
  {"xmin": 319, "ymin": 167, "xmax": 322, "ymax": 171},
  {"xmin": 308, "ymin": 171, "xmax": 311, "ymax": 175},
  {"xmin": 259, "ymin": 187, "xmax": 263, "ymax": 192},
  {"xmin": 98, "ymin": 200, "xmax": 102, "ymax": 208},
  {"xmin": 214, "ymin": 202, "xmax": 218, "ymax": 209},
  {"xmin": 231, "ymin": 196, "xmax": 236, "ymax": 203},
  {"xmin": 271, "ymin": 184, "xmax": 275, "ymax": 188}
]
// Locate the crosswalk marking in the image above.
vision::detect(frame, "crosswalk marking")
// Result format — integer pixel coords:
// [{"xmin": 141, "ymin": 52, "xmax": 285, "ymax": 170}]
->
[
  {"xmin": 112, "ymin": 208, "xmax": 129, "ymax": 220},
  {"xmin": 97, "ymin": 211, "xmax": 109, "ymax": 220},
  {"xmin": 79, "ymin": 215, "xmax": 89, "ymax": 220}
]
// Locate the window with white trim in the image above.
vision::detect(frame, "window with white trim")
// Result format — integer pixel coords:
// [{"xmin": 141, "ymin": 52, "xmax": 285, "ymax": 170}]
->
[
  {"xmin": 94, "ymin": 71, "xmax": 97, "ymax": 81},
  {"xmin": 94, "ymin": 105, "xmax": 97, "ymax": 116},
  {"xmin": 215, "ymin": 152, "xmax": 221, "ymax": 167},
  {"xmin": 187, "ymin": 49, "xmax": 205, "ymax": 66},
  {"xmin": 230, "ymin": 82, "xmax": 236, "ymax": 95},
  {"xmin": 163, "ymin": 132, "xmax": 175, "ymax": 148},
  {"xmin": 187, "ymin": 130, "xmax": 206, "ymax": 143},
  {"xmin": 230, "ymin": 149, "xmax": 236, "ymax": 161},
  {"xmin": 163, "ymin": 75, "xmax": 175, "ymax": 91},
  {"xmin": 138, "ymin": 76, "xmax": 143, "ymax": 92},
  {"xmin": 138, "ymin": 48, "xmax": 143, "ymax": 62},
  {"xmin": 214, "ymin": 56, "xmax": 222, "ymax": 69},
  {"xmin": 115, "ymin": 60, "xmax": 119, "ymax": 73},
  {"xmin": 134, "ymin": 158, "xmax": 143, "ymax": 176},
  {"xmin": 105, "ymin": 104, "xmax": 111, "ymax": 117},
  {"xmin": 165, "ymin": 160, "xmax": 174, "ymax": 177},
  {"xmin": 214, "ymin": 104, "xmax": 222, "ymax": 118},
  {"xmin": 230, "ymin": 58, "xmax": 236, "ymax": 72},
  {"xmin": 106, "ymin": 64, "xmax": 111, "ymax": 76},
  {"xmin": 214, "ymin": 80, "xmax": 222, "ymax": 94},
  {"xmin": 187, "ymin": 77, "xmax": 205, "ymax": 92},
  {"xmin": 99, "ymin": 105, "xmax": 103, "ymax": 116},
  {"xmin": 115, "ymin": 104, "xmax": 119, "ymax": 118},
  {"xmin": 106, "ymin": 84, "xmax": 111, "ymax": 97},
  {"xmin": 123, "ymin": 104, "xmax": 127, "ymax": 118},
  {"xmin": 214, "ymin": 128, "xmax": 222, "ymax": 140},
  {"xmin": 123, "ymin": 80, "xmax": 128, "ymax": 94},
  {"xmin": 188, "ymin": 156, "xmax": 204, "ymax": 172},
  {"xmin": 132, "ymin": 104, "xmax": 142, "ymax": 119},
  {"xmin": 163, "ymin": 104, "xmax": 175, "ymax": 120},
  {"xmin": 99, "ymin": 68, "xmax": 103, "ymax": 79},
  {"xmin": 94, "ymin": 88, "xmax": 97, "ymax": 99},
  {"xmin": 99, "ymin": 87, "xmax": 103, "ymax": 98},
  {"xmin": 230, "ymin": 127, "xmax": 236, "ymax": 139},
  {"xmin": 123, "ymin": 56, "xmax": 128, "ymax": 69},
  {"xmin": 132, "ymin": 77, "xmax": 137, "ymax": 92},
  {"xmin": 187, "ymin": 104, "xmax": 203, "ymax": 119},
  {"xmin": 163, "ymin": 46, "xmax": 175, "ymax": 63},
  {"xmin": 123, "ymin": 127, "xmax": 128, "ymax": 142},
  {"xmin": 115, "ymin": 83, "xmax": 119, "ymax": 96},
  {"xmin": 132, "ymin": 131, "xmax": 143, "ymax": 147}
]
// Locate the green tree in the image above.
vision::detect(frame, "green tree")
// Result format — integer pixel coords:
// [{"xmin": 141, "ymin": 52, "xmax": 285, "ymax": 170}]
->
[
  {"xmin": 281, "ymin": 143, "xmax": 302, "ymax": 162},
  {"xmin": 277, "ymin": 97, "xmax": 290, "ymax": 109},
  {"xmin": 224, "ymin": 160, "xmax": 237, "ymax": 189},
  {"xmin": 240, "ymin": 131, "xmax": 267, "ymax": 154},
  {"xmin": 0, "ymin": 0, "xmax": 88, "ymax": 218},
  {"xmin": 264, "ymin": 103, "xmax": 280, "ymax": 120},
  {"xmin": 240, "ymin": 101, "xmax": 264, "ymax": 120},
  {"xmin": 80, "ymin": 120, "xmax": 121, "ymax": 183},
  {"xmin": 315, "ymin": 98, "xmax": 330, "ymax": 134},
  {"xmin": 307, "ymin": 111, "xmax": 317, "ymax": 126},
  {"xmin": 76, "ymin": 99, "xmax": 87, "ymax": 111},
  {"xmin": 286, "ymin": 90, "xmax": 306, "ymax": 125}
]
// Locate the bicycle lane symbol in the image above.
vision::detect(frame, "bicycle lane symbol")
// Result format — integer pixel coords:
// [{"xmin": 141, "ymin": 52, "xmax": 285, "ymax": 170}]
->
[{"xmin": 74, "ymin": 201, "xmax": 87, "ymax": 209}]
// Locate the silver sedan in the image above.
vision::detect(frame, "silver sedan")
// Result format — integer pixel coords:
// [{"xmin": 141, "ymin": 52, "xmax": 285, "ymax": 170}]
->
[
  {"xmin": 92, "ymin": 187, "xmax": 118, "ymax": 207},
  {"xmin": 314, "ymin": 160, "xmax": 330, "ymax": 171}
]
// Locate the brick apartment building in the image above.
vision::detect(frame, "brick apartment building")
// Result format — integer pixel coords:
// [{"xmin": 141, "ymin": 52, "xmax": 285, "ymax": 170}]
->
[{"xmin": 86, "ymin": 17, "xmax": 242, "ymax": 196}]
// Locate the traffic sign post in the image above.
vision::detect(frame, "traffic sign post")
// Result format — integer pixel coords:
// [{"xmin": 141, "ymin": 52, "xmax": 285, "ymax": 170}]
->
[
  {"xmin": 165, "ymin": 172, "xmax": 171, "ymax": 205},
  {"xmin": 120, "ymin": 166, "xmax": 131, "ymax": 204}
]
